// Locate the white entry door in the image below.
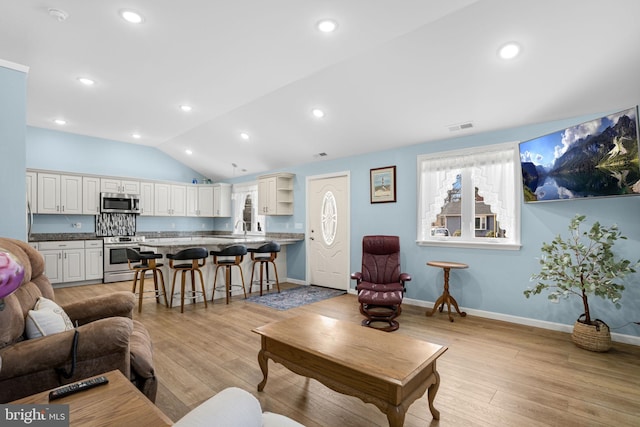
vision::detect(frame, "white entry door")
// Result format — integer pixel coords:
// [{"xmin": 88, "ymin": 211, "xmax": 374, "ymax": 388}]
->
[{"xmin": 307, "ymin": 173, "xmax": 350, "ymax": 290}]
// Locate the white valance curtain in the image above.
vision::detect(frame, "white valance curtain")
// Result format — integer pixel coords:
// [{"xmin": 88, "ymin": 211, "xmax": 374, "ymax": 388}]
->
[
  {"xmin": 419, "ymin": 144, "xmax": 517, "ymax": 240},
  {"xmin": 231, "ymin": 183, "xmax": 264, "ymax": 234}
]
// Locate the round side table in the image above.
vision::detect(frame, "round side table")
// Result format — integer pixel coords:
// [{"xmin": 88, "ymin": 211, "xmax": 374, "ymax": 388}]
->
[{"xmin": 426, "ymin": 261, "xmax": 468, "ymax": 322}]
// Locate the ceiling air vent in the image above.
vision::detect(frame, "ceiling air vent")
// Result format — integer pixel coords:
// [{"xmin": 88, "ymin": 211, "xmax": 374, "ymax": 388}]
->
[
  {"xmin": 448, "ymin": 121, "xmax": 474, "ymax": 132},
  {"xmin": 313, "ymin": 152, "xmax": 328, "ymax": 159}
]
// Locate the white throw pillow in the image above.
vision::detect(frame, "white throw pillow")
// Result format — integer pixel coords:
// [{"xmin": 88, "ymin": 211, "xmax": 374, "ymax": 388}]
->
[{"xmin": 25, "ymin": 297, "xmax": 74, "ymax": 339}]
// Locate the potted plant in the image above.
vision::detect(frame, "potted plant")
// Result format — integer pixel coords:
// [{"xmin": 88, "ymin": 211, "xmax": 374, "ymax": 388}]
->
[{"xmin": 524, "ymin": 214, "xmax": 638, "ymax": 352}]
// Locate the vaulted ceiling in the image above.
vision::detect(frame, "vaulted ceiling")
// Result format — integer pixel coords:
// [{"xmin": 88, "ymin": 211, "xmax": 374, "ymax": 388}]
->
[{"xmin": 2, "ymin": 1, "xmax": 639, "ymax": 180}]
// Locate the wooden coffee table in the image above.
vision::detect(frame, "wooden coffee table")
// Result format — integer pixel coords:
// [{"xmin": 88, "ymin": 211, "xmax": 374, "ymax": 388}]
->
[
  {"xmin": 252, "ymin": 314, "xmax": 447, "ymax": 426},
  {"xmin": 11, "ymin": 370, "xmax": 173, "ymax": 427}
]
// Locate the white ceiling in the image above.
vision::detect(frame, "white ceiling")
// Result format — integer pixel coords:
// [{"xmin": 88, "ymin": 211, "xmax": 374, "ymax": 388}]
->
[{"xmin": 2, "ymin": 0, "xmax": 640, "ymax": 181}]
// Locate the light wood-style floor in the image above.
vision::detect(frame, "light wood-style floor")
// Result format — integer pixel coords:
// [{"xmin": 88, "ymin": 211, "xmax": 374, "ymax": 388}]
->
[{"xmin": 55, "ymin": 282, "xmax": 640, "ymax": 427}]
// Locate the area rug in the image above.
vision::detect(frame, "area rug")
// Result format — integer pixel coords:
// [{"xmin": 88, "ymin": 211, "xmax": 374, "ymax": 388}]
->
[{"xmin": 246, "ymin": 285, "xmax": 346, "ymax": 310}]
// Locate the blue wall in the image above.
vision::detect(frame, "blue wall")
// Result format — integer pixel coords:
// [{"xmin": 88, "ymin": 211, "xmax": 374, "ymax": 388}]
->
[
  {"xmin": 228, "ymin": 110, "xmax": 640, "ymax": 338},
  {"xmin": 0, "ymin": 63, "xmax": 28, "ymax": 240},
  {"xmin": 19, "ymin": 108, "xmax": 640, "ymax": 339}
]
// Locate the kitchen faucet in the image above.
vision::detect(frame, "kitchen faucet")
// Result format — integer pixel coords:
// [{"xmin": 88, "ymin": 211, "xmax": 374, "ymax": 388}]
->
[{"xmin": 235, "ymin": 219, "xmax": 248, "ymax": 238}]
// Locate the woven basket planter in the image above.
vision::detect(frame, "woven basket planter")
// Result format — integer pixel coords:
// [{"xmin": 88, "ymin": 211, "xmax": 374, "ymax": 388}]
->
[{"xmin": 571, "ymin": 319, "xmax": 611, "ymax": 352}]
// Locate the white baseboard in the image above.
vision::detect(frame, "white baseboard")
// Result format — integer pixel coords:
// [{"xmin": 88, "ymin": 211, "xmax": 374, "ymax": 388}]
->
[{"xmin": 345, "ymin": 289, "xmax": 639, "ymax": 346}]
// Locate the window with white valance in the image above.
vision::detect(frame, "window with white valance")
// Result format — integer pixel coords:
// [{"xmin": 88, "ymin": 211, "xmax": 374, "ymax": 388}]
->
[
  {"xmin": 417, "ymin": 142, "xmax": 521, "ymax": 250},
  {"xmin": 232, "ymin": 183, "xmax": 265, "ymax": 235}
]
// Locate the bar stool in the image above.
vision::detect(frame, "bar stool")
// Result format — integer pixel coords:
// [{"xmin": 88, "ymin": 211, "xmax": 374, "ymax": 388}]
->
[
  {"xmin": 247, "ymin": 242, "xmax": 281, "ymax": 296},
  {"xmin": 167, "ymin": 247, "xmax": 209, "ymax": 313},
  {"xmin": 126, "ymin": 248, "xmax": 168, "ymax": 313},
  {"xmin": 210, "ymin": 245, "xmax": 247, "ymax": 304}
]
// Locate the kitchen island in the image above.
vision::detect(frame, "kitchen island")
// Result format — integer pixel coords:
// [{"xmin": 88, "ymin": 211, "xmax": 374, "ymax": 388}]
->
[{"xmin": 141, "ymin": 235, "xmax": 302, "ymax": 306}]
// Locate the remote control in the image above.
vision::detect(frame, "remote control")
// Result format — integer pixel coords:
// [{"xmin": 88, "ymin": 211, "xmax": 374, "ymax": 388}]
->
[{"xmin": 49, "ymin": 376, "xmax": 109, "ymax": 400}]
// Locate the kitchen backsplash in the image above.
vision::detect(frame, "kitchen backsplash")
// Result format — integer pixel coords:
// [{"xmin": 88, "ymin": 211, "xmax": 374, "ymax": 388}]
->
[{"xmin": 96, "ymin": 213, "xmax": 136, "ymax": 236}]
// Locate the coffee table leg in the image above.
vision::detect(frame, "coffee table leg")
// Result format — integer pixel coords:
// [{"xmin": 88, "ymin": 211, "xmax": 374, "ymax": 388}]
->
[
  {"xmin": 386, "ymin": 406, "xmax": 405, "ymax": 427},
  {"xmin": 427, "ymin": 370, "xmax": 441, "ymax": 420},
  {"xmin": 257, "ymin": 349, "xmax": 269, "ymax": 391}
]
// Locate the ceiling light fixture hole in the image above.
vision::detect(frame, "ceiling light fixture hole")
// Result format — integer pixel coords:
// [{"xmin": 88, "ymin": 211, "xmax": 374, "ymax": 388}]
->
[
  {"xmin": 48, "ymin": 8, "xmax": 69, "ymax": 22},
  {"xmin": 120, "ymin": 9, "xmax": 144, "ymax": 24},
  {"xmin": 317, "ymin": 19, "xmax": 338, "ymax": 33},
  {"xmin": 498, "ymin": 42, "xmax": 521, "ymax": 60}
]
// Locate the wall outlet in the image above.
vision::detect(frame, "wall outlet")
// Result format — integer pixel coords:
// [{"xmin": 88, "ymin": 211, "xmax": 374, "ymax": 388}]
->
[
  {"xmin": 72, "ymin": 222, "xmax": 82, "ymax": 229},
  {"xmin": 201, "ymin": 223, "xmax": 206, "ymax": 228},
  {"xmin": 295, "ymin": 222, "xmax": 303, "ymax": 229}
]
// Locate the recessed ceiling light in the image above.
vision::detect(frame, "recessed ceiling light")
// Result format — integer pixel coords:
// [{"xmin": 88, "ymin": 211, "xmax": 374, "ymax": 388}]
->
[
  {"xmin": 77, "ymin": 77, "xmax": 95, "ymax": 86},
  {"xmin": 185, "ymin": 149, "xmax": 193, "ymax": 155},
  {"xmin": 48, "ymin": 8, "xmax": 69, "ymax": 22},
  {"xmin": 239, "ymin": 132, "xmax": 250, "ymax": 140},
  {"xmin": 498, "ymin": 42, "xmax": 521, "ymax": 60},
  {"xmin": 180, "ymin": 105, "xmax": 192, "ymax": 112},
  {"xmin": 120, "ymin": 9, "xmax": 144, "ymax": 24},
  {"xmin": 317, "ymin": 19, "xmax": 338, "ymax": 33},
  {"xmin": 312, "ymin": 108, "xmax": 325, "ymax": 118},
  {"xmin": 54, "ymin": 119, "xmax": 67, "ymax": 125},
  {"xmin": 132, "ymin": 133, "xmax": 141, "ymax": 139}
]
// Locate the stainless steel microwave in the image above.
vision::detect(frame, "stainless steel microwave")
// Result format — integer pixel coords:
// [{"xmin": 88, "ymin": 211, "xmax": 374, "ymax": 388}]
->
[{"xmin": 100, "ymin": 193, "xmax": 141, "ymax": 214}]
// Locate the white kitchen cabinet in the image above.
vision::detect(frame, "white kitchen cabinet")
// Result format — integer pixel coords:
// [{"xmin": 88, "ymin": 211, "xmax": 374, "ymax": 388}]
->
[
  {"xmin": 258, "ymin": 173, "xmax": 294, "ymax": 215},
  {"xmin": 38, "ymin": 241, "xmax": 85, "ymax": 284},
  {"xmin": 82, "ymin": 176, "xmax": 101, "ymax": 215},
  {"xmin": 26, "ymin": 171, "xmax": 37, "ymax": 213},
  {"xmin": 186, "ymin": 185, "xmax": 198, "ymax": 217},
  {"xmin": 139, "ymin": 181, "xmax": 154, "ymax": 216},
  {"xmin": 154, "ymin": 183, "xmax": 186, "ymax": 216},
  {"xmin": 84, "ymin": 240, "xmax": 103, "ymax": 281},
  {"xmin": 37, "ymin": 173, "xmax": 83, "ymax": 215},
  {"xmin": 198, "ymin": 185, "xmax": 215, "ymax": 217},
  {"xmin": 213, "ymin": 183, "xmax": 231, "ymax": 217},
  {"xmin": 187, "ymin": 185, "xmax": 215, "ymax": 217},
  {"xmin": 101, "ymin": 178, "xmax": 140, "ymax": 194}
]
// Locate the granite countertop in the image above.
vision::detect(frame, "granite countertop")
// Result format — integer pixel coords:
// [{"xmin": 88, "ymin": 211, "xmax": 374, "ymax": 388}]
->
[
  {"xmin": 29, "ymin": 232, "xmax": 304, "ymax": 243},
  {"xmin": 141, "ymin": 235, "xmax": 302, "ymax": 250}
]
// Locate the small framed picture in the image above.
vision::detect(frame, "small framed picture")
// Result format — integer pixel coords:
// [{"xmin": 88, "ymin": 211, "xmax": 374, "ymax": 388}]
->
[{"xmin": 370, "ymin": 166, "xmax": 397, "ymax": 203}]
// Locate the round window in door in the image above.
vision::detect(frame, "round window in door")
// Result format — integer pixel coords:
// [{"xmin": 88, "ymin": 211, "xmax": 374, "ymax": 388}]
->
[{"xmin": 321, "ymin": 191, "xmax": 337, "ymax": 245}]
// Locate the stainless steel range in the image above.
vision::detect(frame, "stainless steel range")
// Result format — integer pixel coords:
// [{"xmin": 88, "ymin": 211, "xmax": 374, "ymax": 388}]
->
[{"xmin": 103, "ymin": 235, "xmax": 146, "ymax": 283}]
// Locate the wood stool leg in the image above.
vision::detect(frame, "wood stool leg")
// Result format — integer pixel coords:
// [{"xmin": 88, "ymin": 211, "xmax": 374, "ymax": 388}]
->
[
  {"xmin": 197, "ymin": 268, "xmax": 207, "ymax": 308},
  {"xmin": 152, "ymin": 269, "xmax": 160, "ymax": 304},
  {"xmin": 132, "ymin": 270, "xmax": 139, "ymax": 294},
  {"xmin": 158, "ymin": 269, "xmax": 168, "ymax": 306},
  {"xmin": 249, "ymin": 261, "xmax": 256, "ymax": 295},
  {"xmin": 138, "ymin": 270, "xmax": 146, "ymax": 313},
  {"xmin": 270, "ymin": 260, "xmax": 280, "ymax": 293},
  {"xmin": 169, "ymin": 271, "xmax": 178, "ymax": 308},
  {"xmin": 180, "ymin": 270, "xmax": 187, "ymax": 313},
  {"xmin": 259, "ymin": 261, "xmax": 264, "ymax": 296},
  {"xmin": 225, "ymin": 266, "xmax": 231, "ymax": 304},
  {"xmin": 238, "ymin": 264, "xmax": 247, "ymax": 299}
]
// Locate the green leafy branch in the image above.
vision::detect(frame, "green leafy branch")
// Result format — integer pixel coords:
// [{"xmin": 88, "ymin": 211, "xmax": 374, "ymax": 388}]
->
[{"xmin": 524, "ymin": 214, "xmax": 638, "ymax": 325}]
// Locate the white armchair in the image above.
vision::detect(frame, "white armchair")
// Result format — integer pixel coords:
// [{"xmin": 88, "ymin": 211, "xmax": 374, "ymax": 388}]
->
[{"xmin": 174, "ymin": 387, "xmax": 304, "ymax": 427}]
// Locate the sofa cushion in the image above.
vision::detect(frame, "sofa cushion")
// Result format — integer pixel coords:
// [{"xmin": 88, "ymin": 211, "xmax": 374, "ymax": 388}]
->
[
  {"xmin": 25, "ymin": 297, "xmax": 74, "ymax": 339},
  {"xmin": 129, "ymin": 320, "xmax": 154, "ymax": 379},
  {"xmin": 174, "ymin": 387, "xmax": 262, "ymax": 427}
]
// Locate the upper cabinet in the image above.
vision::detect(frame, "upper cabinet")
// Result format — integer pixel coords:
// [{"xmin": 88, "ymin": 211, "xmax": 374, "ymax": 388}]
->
[
  {"xmin": 213, "ymin": 183, "xmax": 231, "ymax": 217},
  {"xmin": 101, "ymin": 178, "xmax": 140, "ymax": 194},
  {"xmin": 82, "ymin": 176, "xmax": 101, "ymax": 215},
  {"xmin": 139, "ymin": 181, "xmax": 154, "ymax": 216},
  {"xmin": 26, "ymin": 171, "xmax": 37, "ymax": 213},
  {"xmin": 37, "ymin": 173, "xmax": 83, "ymax": 214},
  {"xmin": 258, "ymin": 173, "xmax": 294, "ymax": 215},
  {"xmin": 154, "ymin": 183, "xmax": 186, "ymax": 216}
]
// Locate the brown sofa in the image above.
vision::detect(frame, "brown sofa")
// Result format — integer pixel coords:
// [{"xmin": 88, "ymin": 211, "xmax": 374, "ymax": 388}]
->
[{"xmin": 0, "ymin": 237, "xmax": 157, "ymax": 403}]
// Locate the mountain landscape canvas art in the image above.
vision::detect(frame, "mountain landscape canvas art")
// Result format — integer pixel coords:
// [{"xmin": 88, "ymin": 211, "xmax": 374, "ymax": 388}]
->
[{"xmin": 519, "ymin": 107, "xmax": 640, "ymax": 202}]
